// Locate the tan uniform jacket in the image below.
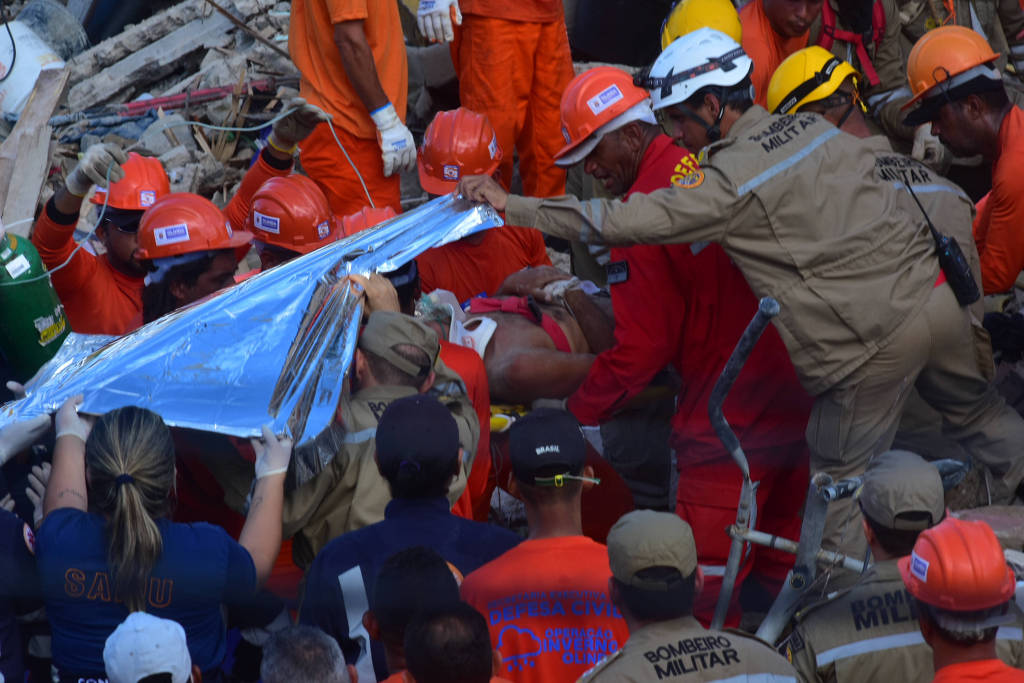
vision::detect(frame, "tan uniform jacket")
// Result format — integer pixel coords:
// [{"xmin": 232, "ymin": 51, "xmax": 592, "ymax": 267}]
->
[
  {"xmin": 781, "ymin": 560, "xmax": 1024, "ymax": 682},
  {"xmin": 579, "ymin": 616, "xmax": 796, "ymax": 682},
  {"xmin": 808, "ymin": 0, "xmax": 913, "ymax": 144},
  {"xmin": 281, "ymin": 363, "xmax": 479, "ymax": 568},
  {"xmin": 506, "ymin": 107, "xmax": 973, "ymax": 396}
]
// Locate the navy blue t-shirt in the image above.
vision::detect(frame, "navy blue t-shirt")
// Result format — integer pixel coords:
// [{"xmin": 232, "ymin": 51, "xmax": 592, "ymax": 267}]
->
[
  {"xmin": 37, "ymin": 508, "xmax": 257, "ymax": 679},
  {"xmin": 0, "ymin": 508, "xmax": 40, "ymax": 681},
  {"xmin": 300, "ymin": 496, "xmax": 520, "ymax": 681}
]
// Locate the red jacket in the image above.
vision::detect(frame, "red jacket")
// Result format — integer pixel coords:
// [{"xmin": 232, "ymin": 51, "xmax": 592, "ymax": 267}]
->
[{"xmin": 568, "ymin": 135, "xmax": 812, "ymax": 463}]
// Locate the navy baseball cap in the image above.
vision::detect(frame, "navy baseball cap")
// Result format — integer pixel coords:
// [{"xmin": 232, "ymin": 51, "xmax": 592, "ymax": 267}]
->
[
  {"xmin": 509, "ymin": 408, "xmax": 590, "ymax": 487},
  {"xmin": 376, "ymin": 394, "xmax": 460, "ymax": 481}
]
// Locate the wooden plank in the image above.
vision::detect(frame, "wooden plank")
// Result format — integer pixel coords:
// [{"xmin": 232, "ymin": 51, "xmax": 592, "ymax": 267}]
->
[
  {"xmin": 67, "ymin": 10, "xmax": 234, "ymax": 111},
  {"xmin": 0, "ymin": 66, "xmax": 71, "ymax": 235},
  {"xmin": 67, "ymin": 0, "xmax": 206, "ymax": 85}
]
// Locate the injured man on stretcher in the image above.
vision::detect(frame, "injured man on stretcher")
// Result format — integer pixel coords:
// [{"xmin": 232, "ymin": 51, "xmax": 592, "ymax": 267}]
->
[{"xmin": 365, "ymin": 263, "xmax": 615, "ymax": 404}]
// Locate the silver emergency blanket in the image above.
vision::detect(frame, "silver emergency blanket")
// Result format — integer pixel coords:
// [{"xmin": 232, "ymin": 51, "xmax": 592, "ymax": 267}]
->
[{"xmin": 0, "ymin": 195, "xmax": 502, "ymax": 457}]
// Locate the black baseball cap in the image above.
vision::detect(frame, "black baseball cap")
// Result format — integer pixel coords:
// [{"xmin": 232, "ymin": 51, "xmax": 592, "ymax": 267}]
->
[
  {"xmin": 376, "ymin": 394, "xmax": 460, "ymax": 482},
  {"xmin": 509, "ymin": 408, "xmax": 589, "ymax": 487}
]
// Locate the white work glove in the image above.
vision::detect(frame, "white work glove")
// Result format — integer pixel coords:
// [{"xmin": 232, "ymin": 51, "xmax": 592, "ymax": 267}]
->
[
  {"xmin": 912, "ymin": 125, "xmax": 949, "ymax": 172},
  {"xmin": 371, "ymin": 103, "xmax": 416, "ymax": 177},
  {"xmin": 0, "ymin": 494, "xmax": 13, "ymax": 513},
  {"xmin": 269, "ymin": 97, "xmax": 330, "ymax": 152},
  {"xmin": 55, "ymin": 395, "xmax": 94, "ymax": 443},
  {"xmin": 0, "ymin": 415, "xmax": 51, "ymax": 466},
  {"xmin": 6, "ymin": 381, "xmax": 26, "ymax": 399},
  {"xmin": 251, "ymin": 424, "xmax": 292, "ymax": 480},
  {"xmin": 66, "ymin": 143, "xmax": 128, "ymax": 197},
  {"xmin": 26, "ymin": 462, "xmax": 50, "ymax": 528},
  {"xmin": 417, "ymin": 0, "xmax": 462, "ymax": 43}
]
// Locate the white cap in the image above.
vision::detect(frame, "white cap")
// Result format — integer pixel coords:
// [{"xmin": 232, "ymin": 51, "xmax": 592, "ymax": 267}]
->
[
  {"xmin": 554, "ymin": 100, "xmax": 658, "ymax": 167},
  {"xmin": 103, "ymin": 612, "xmax": 192, "ymax": 683}
]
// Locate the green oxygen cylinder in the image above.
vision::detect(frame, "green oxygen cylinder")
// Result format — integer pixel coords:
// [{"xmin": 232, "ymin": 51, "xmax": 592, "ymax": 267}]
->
[{"xmin": 0, "ymin": 224, "xmax": 70, "ymax": 381}]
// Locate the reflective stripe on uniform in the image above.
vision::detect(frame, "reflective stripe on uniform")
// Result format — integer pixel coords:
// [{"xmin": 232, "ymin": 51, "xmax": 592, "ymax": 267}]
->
[
  {"xmin": 817, "ymin": 626, "xmax": 1023, "ymax": 667},
  {"xmin": 700, "ymin": 564, "xmax": 727, "ymax": 577},
  {"xmin": 737, "ymin": 128, "xmax": 841, "ymax": 196},
  {"xmin": 339, "ymin": 566, "xmax": 376, "ymax": 683},
  {"xmin": 816, "ymin": 631, "xmax": 924, "ymax": 666},
  {"xmin": 708, "ymin": 674, "xmax": 797, "ymax": 682},
  {"xmin": 341, "ymin": 427, "xmax": 376, "ymax": 444},
  {"xmin": 890, "ymin": 181, "xmax": 971, "ymax": 204},
  {"xmin": 581, "ymin": 199, "xmax": 606, "ymax": 243}
]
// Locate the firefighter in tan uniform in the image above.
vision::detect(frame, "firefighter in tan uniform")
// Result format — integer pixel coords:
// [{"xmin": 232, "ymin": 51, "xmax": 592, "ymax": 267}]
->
[
  {"xmin": 458, "ymin": 28, "xmax": 1024, "ymax": 559},
  {"xmin": 281, "ymin": 310, "xmax": 478, "ymax": 568},
  {"xmin": 580, "ymin": 509, "xmax": 796, "ymax": 682},
  {"xmin": 780, "ymin": 450, "xmax": 1024, "ymax": 682}
]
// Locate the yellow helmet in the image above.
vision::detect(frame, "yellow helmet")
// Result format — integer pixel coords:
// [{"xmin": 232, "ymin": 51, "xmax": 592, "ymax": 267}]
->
[
  {"xmin": 766, "ymin": 46, "xmax": 860, "ymax": 114},
  {"xmin": 660, "ymin": 0, "xmax": 742, "ymax": 49}
]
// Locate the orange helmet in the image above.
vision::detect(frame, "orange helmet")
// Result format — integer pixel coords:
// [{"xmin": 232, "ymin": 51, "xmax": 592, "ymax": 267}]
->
[
  {"xmin": 903, "ymin": 26, "xmax": 1000, "ymax": 116},
  {"xmin": 90, "ymin": 152, "xmax": 170, "ymax": 211},
  {"xmin": 137, "ymin": 193, "xmax": 253, "ymax": 260},
  {"xmin": 246, "ymin": 175, "xmax": 339, "ymax": 254},
  {"xmin": 555, "ymin": 66, "xmax": 654, "ymax": 167},
  {"xmin": 340, "ymin": 206, "xmax": 398, "ymax": 237},
  {"xmin": 899, "ymin": 517, "xmax": 1015, "ymax": 612},
  {"xmin": 417, "ymin": 108, "xmax": 502, "ymax": 195}
]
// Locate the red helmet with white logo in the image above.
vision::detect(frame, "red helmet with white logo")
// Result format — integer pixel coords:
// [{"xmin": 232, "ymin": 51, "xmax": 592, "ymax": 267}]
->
[
  {"xmin": 417, "ymin": 108, "xmax": 502, "ymax": 195},
  {"xmin": 247, "ymin": 175, "xmax": 339, "ymax": 254},
  {"xmin": 90, "ymin": 152, "xmax": 170, "ymax": 211},
  {"xmin": 137, "ymin": 193, "xmax": 253, "ymax": 260}
]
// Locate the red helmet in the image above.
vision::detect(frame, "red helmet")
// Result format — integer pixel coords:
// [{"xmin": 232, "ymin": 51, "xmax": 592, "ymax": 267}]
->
[
  {"xmin": 246, "ymin": 175, "xmax": 339, "ymax": 254},
  {"xmin": 417, "ymin": 108, "xmax": 502, "ymax": 195},
  {"xmin": 555, "ymin": 66, "xmax": 651, "ymax": 167},
  {"xmin": 90, "ymin": 152, "xmax": 170, "ymax": 211},
  {"xmin": 899, "ymin": 517, "xmax": 1015, "ymax": 612},
  {"xmin": 340, "ymin": 206, "xmax": 398, "ymax": 237},
  {"xmin": 137, "ymin": 193, "xmax": 253, "ymax": 260}
]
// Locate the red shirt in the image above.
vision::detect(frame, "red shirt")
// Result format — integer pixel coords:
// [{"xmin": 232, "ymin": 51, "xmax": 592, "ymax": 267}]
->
[
  {"xmin": 973, "ymin": 106, "xmax": 1024, "ymax": 293},
  {"xmin": 460, "ymin": 536, "xmax": 628, "ymax": 683},
  {"xmin": 442, "ymin": 340, "xmax": 494, "ymax": 523},
  {"xmin": 417, "ymin": 225, "xmax": 551, "ymax": 303},
  {"xmin": 31, "ymin": 202, "xmax": 145, "ymax": 336},
  {"xmin": 568, "ymin": 135, "xmax": 812, "ymax": 463},
  {"xmin": 932, "ymin": 659, "xmax": 1024, "ymax": 682}
]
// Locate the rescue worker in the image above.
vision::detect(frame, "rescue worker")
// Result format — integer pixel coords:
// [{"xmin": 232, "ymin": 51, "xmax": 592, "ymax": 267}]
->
[
  {"xmin": 803, "ymin": 0, "xmax": 923, "ymax": 153},
  {"xmin": 30, "ymin": 99, "xmax": 325, "ymax": 335},
  {"xmin": 289, "ymin": 0, "xmax": 414, "ymax": 215},
  {"xmin": 457, "ymin": 28, "xmax": 1024, "ymax": 556},
  {"xmin": 768, "ymin": 46, "xmax": 989, "ymax": 465},
  {"xmin": 460, "ymin": 409, "xmax": 629, "ymax": 683},
  {"xmin": 137, "ymin": 193, "xmax": 255, "ymax": 324},
  {"xmin": 555, "ymin": 65, "xmax": 811, "ymax": 627},
  {"xmin": 30, "ymin": 147, "xmax": 168, "ymax": 335},
  {"xmin": 246, "ymin": 174, "xmax": 343, "ymax": 271},
  {"xmin": 279, "ymin": 310, "xmax": 479, "ymax": 568},
  {"xmin": 739, "ymin": 0, "xmax": 823, "ymax": 106},
  {"xmin": 415, "ymin": 107, "xmax": 551, "ymax": 303},
  {"xmin": 902, "ymin": 26, "xmax": 1024, "ymax": 295},
  {"xmin": 781, "ymin": 450, "xmax": 1023, "ymax": 681},
  {"xmin": 900, "ymin": 517, "xmax": 1024, "ymax": 682},
  {"xmin": 580, "ymin": 510, "xmax": 797, "ymax": 682},
  {"xmin": 416, "ymin": 0, "xmax": 574, "ymax": 200},
  {"xmin": 660, "ymin": 0, "xmax": 743, "ymax": 47}
]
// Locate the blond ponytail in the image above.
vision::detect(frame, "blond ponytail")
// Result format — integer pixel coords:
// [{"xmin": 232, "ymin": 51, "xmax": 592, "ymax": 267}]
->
[{"xmin": 85, "ymin": 407, "xmax": 175, "ymax": 612}]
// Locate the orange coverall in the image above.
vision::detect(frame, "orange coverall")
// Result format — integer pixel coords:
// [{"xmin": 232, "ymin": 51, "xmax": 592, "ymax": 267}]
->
[
  {"xmin": 973, "ymin": 106, "xmax": 1024, "ymax": 294},
  {"xmin": 454, "ymin": 0, "xmax": 574, "ymax": 198},
  {"xmin": 290, "ymin": 0, "xmax": 407, "ymax": 215},
  {"xmin": 739, "ymin": 0, "xmax": 810, "ymax": 107}
]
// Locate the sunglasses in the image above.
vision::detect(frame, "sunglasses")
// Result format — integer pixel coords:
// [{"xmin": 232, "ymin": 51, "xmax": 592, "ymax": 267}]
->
[{"xmin": 103, "ymin": 218, "xmax": 140, "ymax": 235}]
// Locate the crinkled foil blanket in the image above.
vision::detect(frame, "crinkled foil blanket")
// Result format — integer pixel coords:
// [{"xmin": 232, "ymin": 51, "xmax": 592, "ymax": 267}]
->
[{"xmin": 0, "ymin": 194, "xmax": 503, "ymax": 486}]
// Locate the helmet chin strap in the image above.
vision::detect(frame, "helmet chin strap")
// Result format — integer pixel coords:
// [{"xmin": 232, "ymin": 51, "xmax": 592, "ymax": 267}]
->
[{"xmin": 674, "ymin": 93, "xmax": 727, "ymax": 143}]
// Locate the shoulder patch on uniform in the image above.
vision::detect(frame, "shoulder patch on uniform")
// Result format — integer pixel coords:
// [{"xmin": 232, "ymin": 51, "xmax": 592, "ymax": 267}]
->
[
  {"xmin": 579, "ymin": 648, "xmax": 622, "ymax": 680},
  {"xmin": 673, "ymin": 170, "xmax": 705, "ymax": 189},
  {"xmin": 780, "ymin": 629, "xmax": 805, "ymax": 662}
]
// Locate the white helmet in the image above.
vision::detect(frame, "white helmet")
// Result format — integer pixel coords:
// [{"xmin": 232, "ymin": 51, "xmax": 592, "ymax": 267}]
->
[{"xmin": 641, "ymin": 27, "xmax": 753, "ymax": 112}]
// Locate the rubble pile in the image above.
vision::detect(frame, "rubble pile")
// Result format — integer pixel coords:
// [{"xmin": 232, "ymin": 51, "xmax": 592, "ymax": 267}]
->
[{"xmin": 0, "ymin": 0, "xmax": 299, "ymax": 236}]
